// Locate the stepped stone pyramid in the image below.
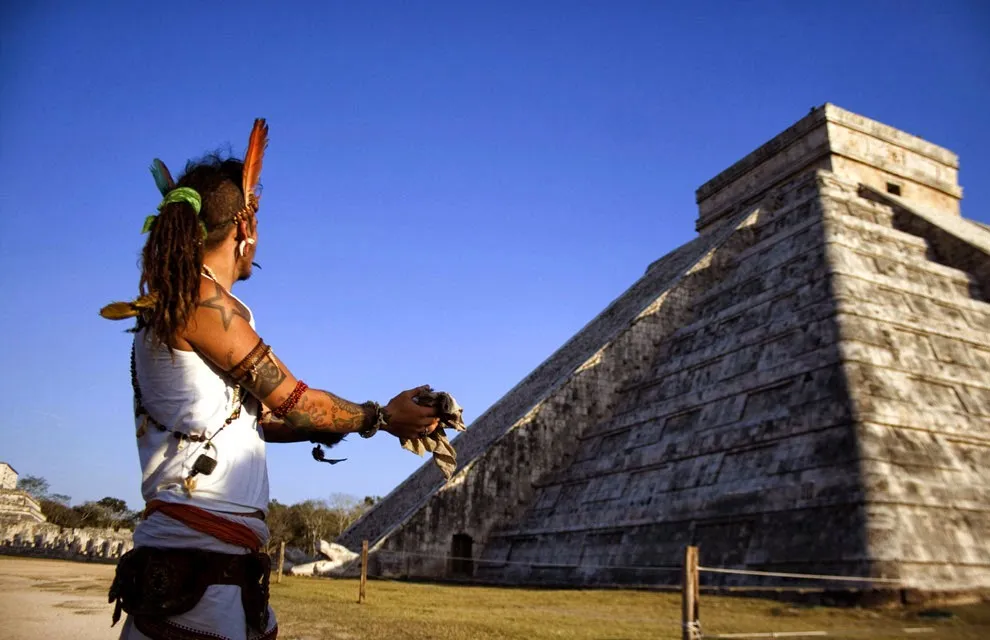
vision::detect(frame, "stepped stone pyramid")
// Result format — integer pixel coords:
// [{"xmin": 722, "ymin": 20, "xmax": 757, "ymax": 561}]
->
[{"xmin": 340, "ymin": 104, "xmax": 990, "ymax": 591}]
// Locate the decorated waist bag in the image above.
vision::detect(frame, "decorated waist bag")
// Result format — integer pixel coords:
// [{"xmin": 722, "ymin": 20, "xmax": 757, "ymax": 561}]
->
[{"xmin": 109, "ymin": 546, "xmax": 271, "ymax": 631}]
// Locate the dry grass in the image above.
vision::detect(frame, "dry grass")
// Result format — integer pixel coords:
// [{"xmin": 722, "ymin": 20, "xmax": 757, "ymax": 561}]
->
[
  {"xmin": 271, "ymin": 576, "xmax": 990, "ymax": 640},
  {"xmin": 2, "ymin": 557, "xmax": 986, "ymax": 639}
]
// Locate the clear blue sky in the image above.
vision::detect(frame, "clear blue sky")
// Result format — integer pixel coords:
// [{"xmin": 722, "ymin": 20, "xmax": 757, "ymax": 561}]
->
[{"xmin": 2, "ymin": 1, "xmax": 988, "ymax": 510}]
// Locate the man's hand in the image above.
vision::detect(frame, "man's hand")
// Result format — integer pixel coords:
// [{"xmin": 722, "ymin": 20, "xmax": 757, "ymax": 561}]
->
[{"xmin": 384, "ymin": 386, "xmax": 440, "ymax": 440}]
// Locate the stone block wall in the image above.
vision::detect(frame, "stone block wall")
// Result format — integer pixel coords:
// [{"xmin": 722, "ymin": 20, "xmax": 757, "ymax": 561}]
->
[
  {"xmin": 0, "ymin": 520, "xmax": 133, "ymax": 563},
  {"xmin": 0, "ymin": 463, "xmax": 16, "ymax": 490},
  {"xmin": 819, "ymin": 174, "xmax": 990, "ymax": 590},
  {"xmin": 478, "ymin": 171, "xmax": 871, "ymax": 586},
  {"xmin": 0, "ymin": 490, "xmax": 45, "ymax": 524}
]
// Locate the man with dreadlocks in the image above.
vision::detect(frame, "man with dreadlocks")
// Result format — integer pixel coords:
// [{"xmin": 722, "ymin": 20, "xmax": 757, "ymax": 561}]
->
[{"xmin": 102, "ymin": 120, "xmax": 440, "ymax": 640}]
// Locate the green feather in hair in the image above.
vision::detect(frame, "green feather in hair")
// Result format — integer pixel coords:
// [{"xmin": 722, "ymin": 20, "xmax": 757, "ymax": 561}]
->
[{"xmin": 149, "ymin": 159, "xmax": 175, "ymax": 196}]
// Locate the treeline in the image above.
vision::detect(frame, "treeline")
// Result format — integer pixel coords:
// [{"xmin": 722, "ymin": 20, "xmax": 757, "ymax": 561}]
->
[
  {"xmin": 41, "ymin": 496, "xmax": 138, "ymax": 530},
  {"xmin": 17, "ymin": 475, "xmax": 377, "ymax": 548},
  {"xmin": 265, "ymin": 493, "xmax": 379, "ymax": 555},
  {"xmin": 18, "ymin": 475, "xmax": 138, "ymax": 530}
]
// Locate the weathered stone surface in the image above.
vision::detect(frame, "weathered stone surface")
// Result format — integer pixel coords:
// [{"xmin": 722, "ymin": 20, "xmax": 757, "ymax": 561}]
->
[
  {"xmin": 0, "ymin": 520, "xmax": 132, "ymax": 563},
  {"xmin": 0, "ymin": 463, "xmax": 17, "ymax": 490},
  {"xmin": 341, "ymin": 105, "xmax": 990, "ymax": 592},
  {"xmin": 287, "ymin": 541, "xmax": 358, "ymax": 576},
  {"xmin": 0, "ymin": 490, "xmax": 45, "ymax": 524},
  {"xmin": 0, "ymin": 464, "xmax": 46, "ymax": 524}
]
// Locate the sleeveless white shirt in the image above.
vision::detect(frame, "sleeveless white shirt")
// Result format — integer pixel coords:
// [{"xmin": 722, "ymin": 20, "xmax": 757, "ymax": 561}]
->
[{"xmin": 132, "ymin": 292, "xmax": 270, "ymax": 516}]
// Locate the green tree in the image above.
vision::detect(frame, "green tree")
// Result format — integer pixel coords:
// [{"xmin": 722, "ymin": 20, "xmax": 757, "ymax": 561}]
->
[
  {"xmin": 97, "ymin": 497, "xmax": 129, "ymax": 515},
  {"xmin": 73, "ymin": 502, "xmax": 113, "ymax": 528},
  {"xmin": 40, "ymin": 499, "xmax": 83, "ymax": 528},
  {"xmin": 265, "ymin": 500, "xmax": 292, "ymax": 554},
  {"xmin": 16, "ymin": 475, "xmax": 50, "ymax": 500}
]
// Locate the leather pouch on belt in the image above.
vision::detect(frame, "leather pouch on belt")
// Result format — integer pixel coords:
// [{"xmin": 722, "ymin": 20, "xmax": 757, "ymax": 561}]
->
[{"xmin": 108, "ymin": 547, "xmax": 216, "ymax": 625}]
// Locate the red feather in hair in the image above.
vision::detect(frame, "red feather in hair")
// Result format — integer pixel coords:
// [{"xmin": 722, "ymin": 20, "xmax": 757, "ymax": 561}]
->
[{"xmin": 242, "ymin": 118, "xmax": 269, "ymax": 208}]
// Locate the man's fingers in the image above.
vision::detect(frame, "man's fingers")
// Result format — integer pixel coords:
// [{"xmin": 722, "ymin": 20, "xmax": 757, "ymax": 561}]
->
[
  {"xmin": 398, "ymin": 417, "xmax": 438, "ymax": 429},
  {"xmin": 406, "ymin": 385, "xmax": 432, "ymax": 398},
  {"xmin": 414, "ymin": 404, "xmax": 438, "ymax": 418},
  {"xmin": 397, "ymin": 417, "xmax": 439, "ymax": 431}
]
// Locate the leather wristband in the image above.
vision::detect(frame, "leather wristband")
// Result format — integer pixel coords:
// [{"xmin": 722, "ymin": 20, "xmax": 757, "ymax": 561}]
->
[{"xmin": 359, "ymin": 402, "xmax": 390, "ymax": 439}]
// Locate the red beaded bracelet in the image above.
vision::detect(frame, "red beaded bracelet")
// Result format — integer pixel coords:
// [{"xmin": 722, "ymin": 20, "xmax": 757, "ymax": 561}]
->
[{"xmin": 273, "ymin": 381, "xmax": 308, "ymax": 418}]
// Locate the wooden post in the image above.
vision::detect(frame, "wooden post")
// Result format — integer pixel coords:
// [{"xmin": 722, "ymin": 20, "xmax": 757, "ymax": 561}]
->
[
  {"xmin": 692, "ymin": 546, "xmax": 700, "ymax": 628},
  {"xmin": 358, "ymin": 540, "xmax": 369, "ymax": 604},
  {"xmin": 275, "ymin": 540, "xmax": 285, "ymax": 584},
  {"xmin": 682, "ymin": 545, "xmax": 700, "ymax": 640}
]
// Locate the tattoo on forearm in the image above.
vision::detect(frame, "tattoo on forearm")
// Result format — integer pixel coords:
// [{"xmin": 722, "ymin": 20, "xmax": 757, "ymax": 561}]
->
[
  {"xmin": 285, "ymin": 390, "xmax": 368, "ymax": 433},
  {"xmin": 200, "ymin": 281, "xmax": 251, "ymax": 331}
]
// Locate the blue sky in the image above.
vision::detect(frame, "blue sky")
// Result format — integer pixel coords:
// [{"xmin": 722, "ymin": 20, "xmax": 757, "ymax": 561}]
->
[{"xmin": 1, "ymin": 1, "xmax": 988, "ymax": 510}]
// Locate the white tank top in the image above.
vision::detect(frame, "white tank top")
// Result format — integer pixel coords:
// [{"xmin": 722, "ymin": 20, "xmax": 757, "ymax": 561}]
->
[{"xmin": 132, "ymin": 289, "xmax": 270, "ymax": 515}]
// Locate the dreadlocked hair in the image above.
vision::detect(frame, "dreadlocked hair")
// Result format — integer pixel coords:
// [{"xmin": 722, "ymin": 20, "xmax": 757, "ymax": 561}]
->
[{"xmin": 101, "ymin": 154, "xmax": 256, "ymax": 349}]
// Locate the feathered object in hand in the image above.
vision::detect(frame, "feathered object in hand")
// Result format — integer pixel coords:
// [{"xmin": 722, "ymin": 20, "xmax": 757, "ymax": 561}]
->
[
  {"xmin": 149, "ymin": 159, "xmax": 175, "ymax": 196},
  {"xmin": 399, "ymin": 389, "xmax": 466, "ymax": 480},
  {"xmin": 242, "ymin": 119, "xmax": 269, "ymax": 208}
]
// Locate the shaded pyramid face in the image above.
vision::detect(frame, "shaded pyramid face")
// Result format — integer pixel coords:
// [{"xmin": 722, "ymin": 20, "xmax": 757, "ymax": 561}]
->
[{"xmin": 340, "ymin": 106, "xmax": 990, "ymax": 591}]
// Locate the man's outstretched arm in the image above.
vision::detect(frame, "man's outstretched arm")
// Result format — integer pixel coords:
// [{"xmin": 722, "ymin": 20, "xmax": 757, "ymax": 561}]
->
[
  {"xmin": 183, "ymin": 277, "xmax": 437, "ymax": 442},
  {"xmin": 254, "ymin": 412, "xmax": 320, "ymax": 443}
]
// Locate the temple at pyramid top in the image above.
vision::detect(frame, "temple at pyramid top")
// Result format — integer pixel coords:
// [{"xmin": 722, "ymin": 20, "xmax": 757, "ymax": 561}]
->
[{"xmin": 695, "ymin": 104, "xmax": 962, "ymax": 233}]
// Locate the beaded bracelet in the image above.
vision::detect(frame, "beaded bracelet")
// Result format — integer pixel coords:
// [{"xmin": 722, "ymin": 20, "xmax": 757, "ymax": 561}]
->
[
  {"xmin": 273, "ymin": 381, "xmax": 308, "ymax": 418},
  {"xmin": 358, "ymin": 402, "xmax": 390, "ymax": 439}
]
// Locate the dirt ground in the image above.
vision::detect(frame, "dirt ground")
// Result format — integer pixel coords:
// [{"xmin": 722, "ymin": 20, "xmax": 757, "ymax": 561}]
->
[{"xmin": 0, "ymin": 557, "xmax": 119, "ymax": 640}]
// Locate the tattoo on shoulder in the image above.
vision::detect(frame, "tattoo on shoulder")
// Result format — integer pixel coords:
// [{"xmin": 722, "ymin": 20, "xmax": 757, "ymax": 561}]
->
[
  {"xmin": 242, "ymin": 350, "xmax": 287, "ymax": 400},
  {"xmin": 199, "ymin": 281, "xmax": 251, "ymax": 331}
]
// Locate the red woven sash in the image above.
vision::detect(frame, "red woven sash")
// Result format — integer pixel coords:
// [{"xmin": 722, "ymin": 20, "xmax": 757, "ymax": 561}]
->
[{"xmin": 144, "ymin": 500, "xmax": 262, "ymax": 552}]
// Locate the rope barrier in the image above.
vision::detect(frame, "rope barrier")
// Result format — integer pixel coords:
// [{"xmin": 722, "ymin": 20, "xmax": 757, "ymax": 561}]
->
[
  {"xmin": 347, "ymin": 542, "xmax": 949, "ymax": 640},
  {"xmin": 707, "ymin": 632, "xmax": 827, "ymax": 638},
  {"xmin": 368, "ymin": 550, "xmax": 903, "ymax": 584},
  {"xmin": 375, "ymin": 548, "xmax": 682, "ymax": 573},
  {"xmin": 699, "ymin": 566, "xmax": 903, "ymax": 584},
  {"xmin": 705, "ymin": 628, "xmax": 934, "ymax": 638}
]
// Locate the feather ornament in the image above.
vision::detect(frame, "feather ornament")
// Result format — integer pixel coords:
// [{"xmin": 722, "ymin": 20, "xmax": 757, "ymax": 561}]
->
[
  {"xmin": 99, "ymin": 294, "xmax": 158, "ymax": 320},
  {"xmin": 242, "ymin": 119, "xmax": 269, "ymax": 207},
  {"xmin": 149, "ymin": 159, "xmax": 176, "ymax": 196}
]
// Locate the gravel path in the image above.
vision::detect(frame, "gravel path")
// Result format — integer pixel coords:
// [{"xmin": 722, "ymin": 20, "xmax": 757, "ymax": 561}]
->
[{"xmin": 0, "ymin": 557, "xmax": 119, "ymax": 640}]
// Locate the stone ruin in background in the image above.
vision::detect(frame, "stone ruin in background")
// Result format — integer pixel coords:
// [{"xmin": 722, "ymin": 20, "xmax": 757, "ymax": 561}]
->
[
  {"xmin": 339, "ymin": 104, "xmax": 990, "ymax": 596},
  {"xmin": 0, "ymin": 461, "xmax": 133, "ymax": 563},
  {"xmin": 0, "ymin": 520, "xmax": 133, "ymax": 564}
]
